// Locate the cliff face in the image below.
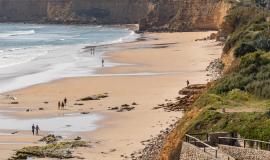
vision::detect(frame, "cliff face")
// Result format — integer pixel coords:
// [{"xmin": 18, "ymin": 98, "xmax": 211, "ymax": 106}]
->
[
  {"xmin": 46, "ymin": 0, "xmax": 151, "ymax": 24},
  {"xmin": 0, "ymin": 0, "xmax": 48, "ymax": 22},
  {"xmin": 139, "ymin": 0, "xmax": 231, "ymax": 32},
  {"xmin": 0, "ymin": 0, "xmax": 150, "ymax": 24},
  {"xmin": 0, "ymin": 0, "xmax": 229, "ymax": 28}
]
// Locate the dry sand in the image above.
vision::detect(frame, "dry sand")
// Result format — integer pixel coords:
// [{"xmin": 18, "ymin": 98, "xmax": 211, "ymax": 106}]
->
[{"xmin": 0, "ymin": 32, "xmax": 222, "ymax": 159}]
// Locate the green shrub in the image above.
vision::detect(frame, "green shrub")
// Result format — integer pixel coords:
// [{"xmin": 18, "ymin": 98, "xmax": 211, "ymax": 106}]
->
[
  {"xmin": 234, "ymin": 43, "xmax": 257, "ymax": 57},
  {"xmin": 246, "ymin": 80, "xmax": 270, "ymax": 98},
  {"xmin": 227, "ymin": 89, "xmax": 251, "ymax": 101},
  {"xmin": 194, "ymin": 93, "xmax": 224, "ymax": 107}
]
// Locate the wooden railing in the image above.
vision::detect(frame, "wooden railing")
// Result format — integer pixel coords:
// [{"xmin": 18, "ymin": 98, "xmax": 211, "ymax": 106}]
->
[
  {"xmin": 185, "ymin": 134, "xmax": 218, "ymax": 158},
  {"xmin": 188, "ymin": 132, "xmax": 209, "ymax": 141},
  {"xmin": 218, "ymin": 137, "xmax": 270, "ymax": 151}
]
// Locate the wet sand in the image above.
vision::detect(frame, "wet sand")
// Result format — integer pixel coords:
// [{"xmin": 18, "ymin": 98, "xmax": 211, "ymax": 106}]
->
[{"xmin": 0, "ymin": 32, "xmax": 222, "ymax": 159}]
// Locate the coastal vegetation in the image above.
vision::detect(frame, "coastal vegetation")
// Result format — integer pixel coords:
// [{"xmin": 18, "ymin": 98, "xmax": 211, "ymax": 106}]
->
[{"xmin": 187, "ymin": 0, "xmax": 270, "ymax": 140}]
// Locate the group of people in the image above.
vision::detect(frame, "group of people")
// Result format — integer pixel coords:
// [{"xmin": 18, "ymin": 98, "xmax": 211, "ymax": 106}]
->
[
  {"xmin": 31, "ymin": 124, "xmax": 40, "ymax": 135},
  {"xmin": 89, "ymin": 46, "xmax": 105, "ymax": 68},
  {"xmin": 89, "ymin": 46, "xmax": 96, "ymax": 55},
  {"xmin": 58, "ymin": 97, "xmax": 67, "ymax": 110}
]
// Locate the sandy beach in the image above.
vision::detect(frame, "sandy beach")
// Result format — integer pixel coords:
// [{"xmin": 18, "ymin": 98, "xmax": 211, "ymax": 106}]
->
[{"xmin": 0, "ymin": 32, "xmax": 222, "ymax": 159}]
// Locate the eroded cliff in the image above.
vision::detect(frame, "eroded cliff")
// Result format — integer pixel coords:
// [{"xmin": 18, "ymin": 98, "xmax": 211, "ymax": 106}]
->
[
  {"xmin": 0, "ymin": 0, "xmax": 230, "ymax": 30},
  {"xmin": 0, "ymin": 0, "xmax": 150, "ymax": 24},
  {"xmin": 139, "ymin": 0, "xmax": 231, "ymax": 32}
]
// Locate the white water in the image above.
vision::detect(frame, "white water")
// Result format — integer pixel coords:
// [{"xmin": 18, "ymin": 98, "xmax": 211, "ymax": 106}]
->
[{"xmin": 0, "ymin": 23, "xmax": 139, "ymax": 93}]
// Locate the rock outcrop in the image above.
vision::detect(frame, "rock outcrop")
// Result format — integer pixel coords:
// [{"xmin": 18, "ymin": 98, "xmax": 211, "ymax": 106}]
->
[
  {"xmin": 0, "ymin": 0, "xmax": 230, "ymax": 31},
  {"xmin": 0, "ymin": 0, "xmax": 150, "ymax": 24},
  {"xmin": 139, "ymin": 0, "xmax": 231, "ymax": 32}
]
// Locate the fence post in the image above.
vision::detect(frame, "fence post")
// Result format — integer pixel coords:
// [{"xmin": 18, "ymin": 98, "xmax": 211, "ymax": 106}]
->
[
  {"xmin": 244, "ymin": 140, "xmax": 246, "ymax": 148},
  {"xmin": 215, "ymin": 150, "xmax": 218, "ymax": 158}
]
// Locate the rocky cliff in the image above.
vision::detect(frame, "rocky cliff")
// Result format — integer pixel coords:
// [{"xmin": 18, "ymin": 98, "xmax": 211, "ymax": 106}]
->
[
  {"xmin": 0, "ymin": 0, "xmax": 230, "ymax": 30},
  {"xmin": 0, "ymin": 0, "xmax": 230, "ymax": 31},
  {"xmin": 139, "ymin": 0, "xmax": 231, "ymax": 32},
  {"xmin": 0, "ymin": 0, "xmax": 150, "ymax": 24}
]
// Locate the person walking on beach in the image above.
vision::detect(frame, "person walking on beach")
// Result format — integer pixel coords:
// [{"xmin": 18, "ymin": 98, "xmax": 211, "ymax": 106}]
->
[
  {"xmin": 102, "ymin": 59, "xmax": 104, "ymax": 67},
  {"xmin": 31, "ymin": 124, "xmax": 35, "ymax": 135},
  {"xmin": 61, "ymin": 101, "xmax": 65, "ymax": 110},
  {"xmin": 35, "ymin": 125, "xmax": 40, "ymax": 135},
  {"xmin": 64, "ymin": 97, "xmax": 67, "ymax": 106},
  {"xmin": 93, "ymin": 46, "xmax": 95, "ymax": 55},
  {"xmin": 58, "ymin": 101, "xmax": 61, "ymax": 110},
  {"xmin": 186, "ymin": 80, "xmax": 190, "ymax": 87},
  {"xmin": 90, "ymin": 47, "xmax": 93, "ymax": 55}
]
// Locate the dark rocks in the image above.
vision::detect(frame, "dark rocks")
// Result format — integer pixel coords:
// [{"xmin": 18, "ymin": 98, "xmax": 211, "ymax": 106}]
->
[
  {"xmin": 108, "ymin": 107, "xmax": 119, "ymax": 110},
  {"xmin": 11, "ymin": 131, "xmax": 18, "ymax": 134},
  {"xmin": 178, "ymin": 84, "xmax": 206, "ymax": 96},
  {"xmin": 38, "ymin": 107, "xmax": 44, "ymax": 110},
  {"xmin": 78, "ymin": 93, "xmax": 108, "ymax": 101},
  {"xmin": 9, "ymin": 140, "xmax": 89, "ymax": 160},
  {"xmin": 74, "ymin": 136, "xmax": 81, "ymax": 141},
  {"xmin": 131, "ymin": 122, "xmax": 178, "ymax": 160},
  {"xmin": 39, "ymin": 134, "xmax": 62, "ymax": 144},
  {"xmin": 117, "ymin": 106, "xmax": 135, "ymax": 112},
  {"xmin": 74, "ymin": 103, "xmax": 84, "ymax": 106},
  {"xmin": 10, "ymin": 102, "xmax": 19, "ymax": 104},
  {"xmin": 80, "ymin": 112, "xmax": 90, "ymax": 115},
  {"xmin": 153, "ymin": 84, "xmax": 207, "ymax": 112},
  {"xmin": 206, "ymin": 58, "xmax": 224, "ymax": 80},
  {"xmin": 108, "ymin": 104, "xmax": 136, "ymax": 112},
  {"xmin": 25, "ymin": 109, "xmax": 31, "ymax": 112}
]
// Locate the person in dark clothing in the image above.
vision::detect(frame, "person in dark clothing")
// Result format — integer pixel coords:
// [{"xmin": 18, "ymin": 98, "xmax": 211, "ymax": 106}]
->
[
  {"xmin": 93, "ymin": 46, "xmax": 95, "ymax": 55},
  {"xmin": 102, "ymin": 59, "xmax": 104, "ymax": 67},
  {"xmin": 186, "ymin": 80, "xmax": 190, "ymax": 87},
  {"xmin": 64, "ymin": 97, "xmax": 67, "ymax": 106},
  {"xmin": 35, "ymin": 125, "xmax": 40, "ymax": 135},
  {"xmin": 58, "ymin": 101, "xmax": 61, "ymax": 110},
  {"xmin": 61, "ymin": 101, "xmax": 65, "ymax": 110},
  {"xmin": 32, "ymin": 124, "xmax": 35, "ymax": 135}
]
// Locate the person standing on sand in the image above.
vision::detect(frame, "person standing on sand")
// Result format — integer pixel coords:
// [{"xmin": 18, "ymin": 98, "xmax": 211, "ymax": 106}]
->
[
  {"xmin": 35, "ymin": 125, "xmax": 40, "ymax": 135},
  {"xmin": 64, "ymin": 97, "xmax": 67, "ymax": 106},
  {"xmin": 58, "ymin": 101, "xmax": 61, "ymax": 110},
  {"xmin": 186, "ymin": 80, "xmax": 190, "ymax": 87},
  {"xmin": 32, "ymin": 124, "xmax": 35, "ymax": 135},
  {"xmin": 61, "ymin": 101, "xmax": 65, "ymax": 110},
  {"xmin": 102, "ymin": 59, "xmax": 104, "ymax": 67}
]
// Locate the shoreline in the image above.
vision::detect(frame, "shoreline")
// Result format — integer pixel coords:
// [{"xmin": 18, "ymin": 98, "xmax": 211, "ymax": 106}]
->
[
  {"xmin": 0, "ymin": 24, "xmax": 140, "ymax": 94},
  {"xmin": 0, "ymin": 31, "xmax": 222, "ymax": 159}
]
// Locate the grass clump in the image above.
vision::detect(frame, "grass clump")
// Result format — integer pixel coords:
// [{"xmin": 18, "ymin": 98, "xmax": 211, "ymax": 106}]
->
[
  {"xmin": 227, "ymin": 89, "xmax": 251, "ymax": 101},
  {"xmin": 189, "ymin": 110, "xmax": 270, "ymax": 142},
  {"xmin": 211, "ymin": 51, "xmax": 270, "ymax": 98}
]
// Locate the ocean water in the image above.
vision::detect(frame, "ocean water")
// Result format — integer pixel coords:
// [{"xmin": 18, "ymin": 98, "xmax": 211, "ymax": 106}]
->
[
  {"xmin": 0, "ymin": 23, "xmax": 139, "ymax": 93},
  {"xmin": 0, "ymin": 111, "xmax": 103, "ymax": 135}
]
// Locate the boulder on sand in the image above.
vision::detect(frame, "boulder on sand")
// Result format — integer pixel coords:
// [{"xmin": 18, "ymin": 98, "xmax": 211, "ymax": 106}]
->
[{"xmin": 78, "ymin": 93, "xmax": 108, "ymax": 101}]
